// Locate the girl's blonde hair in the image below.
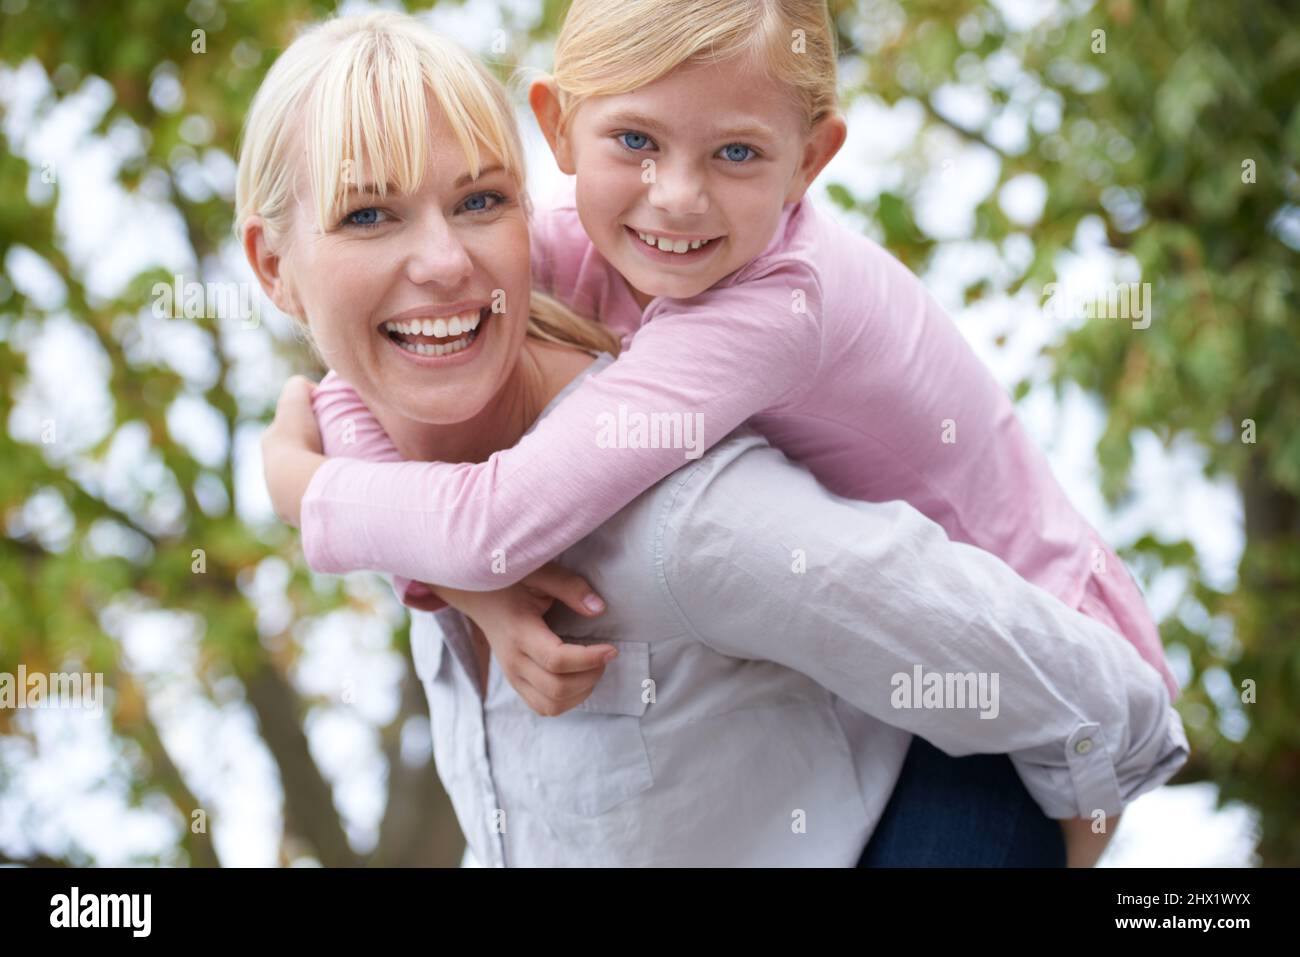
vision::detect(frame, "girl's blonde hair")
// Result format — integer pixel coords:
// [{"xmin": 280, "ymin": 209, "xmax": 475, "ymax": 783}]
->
[
  {"xmin": 551, "ymin": 0, "xmax": 838, "ymax": 134},
  {"xmin": 234, "ymin": 10, "xmax": 620, "ymax": 359}
]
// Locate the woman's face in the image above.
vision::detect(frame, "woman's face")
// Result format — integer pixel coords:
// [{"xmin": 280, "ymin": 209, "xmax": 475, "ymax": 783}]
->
[{"xmin": 277, "ymin": 97, "xmax": 532, "ymax": 425}]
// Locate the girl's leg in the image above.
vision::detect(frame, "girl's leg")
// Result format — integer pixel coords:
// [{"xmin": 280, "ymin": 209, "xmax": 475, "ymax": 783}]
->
[{"xmin": 858, "ymin": 735, "xmax": 1066, "ymax": 867}]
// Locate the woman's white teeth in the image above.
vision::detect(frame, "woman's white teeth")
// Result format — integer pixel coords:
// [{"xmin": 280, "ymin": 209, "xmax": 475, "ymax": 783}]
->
[
  {"xmin": 392, "ymin": 330, "xmax": 477, "ymax": 357},
  {"xmin": 637, "ymin": 231, "xmax": 713, "ymax": 253},
  {"xmin": 382, "ymin": 309, "xmax": 482, "ymax": 338},
  {"xmin": 382, "ymin": 308, "xmax": 483, "ymax": 356}
]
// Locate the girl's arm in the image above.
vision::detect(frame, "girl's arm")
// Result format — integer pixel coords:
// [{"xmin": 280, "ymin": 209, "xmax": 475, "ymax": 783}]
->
[
  {"xmin": 261, "ymin": 370, "xmax": 445, "ymax": 609},
  {"xmin": 309, "ymin": 371, "xmax": 431, "ymax": 607},
  {"xmin": 265, "ymin": 372, "xmax": 617, "ymax": 714},
  {"xmin": 293, "ymin": 260, "xmax": 824, "ymax": 589}
]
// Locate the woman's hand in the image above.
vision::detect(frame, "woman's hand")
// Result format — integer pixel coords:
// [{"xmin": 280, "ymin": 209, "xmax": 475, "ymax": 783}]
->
[
  {"xmin": 431, "ymin": 563, "xmax": 615, "ymax": 716},
  {"xmin": 261, "ymin": 375, "xmax": 327, "ymax": 528},
  {"xmin": 1060, "ymin": 814, "xmax": 1119, "ymax": 867}
]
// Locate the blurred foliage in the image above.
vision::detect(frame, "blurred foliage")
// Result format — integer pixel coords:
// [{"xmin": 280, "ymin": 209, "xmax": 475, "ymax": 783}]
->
[{"xmin": 1, "ymin": 0, "xmax": 1296, "ymax": 864}]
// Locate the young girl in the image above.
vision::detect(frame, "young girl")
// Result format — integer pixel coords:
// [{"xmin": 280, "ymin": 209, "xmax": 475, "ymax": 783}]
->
[{"xmin": 265, "ymin": 0, "xmax": 1178, "ymax": 717}]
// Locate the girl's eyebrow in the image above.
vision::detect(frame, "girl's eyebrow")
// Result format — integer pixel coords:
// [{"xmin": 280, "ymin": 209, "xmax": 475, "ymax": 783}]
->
[
  {"xmin": 603, "ymin": 110, "xmax": 776, "ymax": 141},
  {"xmin": 714, "ymin": 123, "xmax": 776, "ymax": 141},
  {"xmin": 604, "ymin": 110, "xmax": 671, "ymax": 134}
]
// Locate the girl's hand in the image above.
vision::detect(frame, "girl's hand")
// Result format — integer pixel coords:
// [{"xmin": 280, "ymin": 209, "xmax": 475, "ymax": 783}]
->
[
  {"xmin": 1060, "ymin": 814, "xmax": 1119, "ymax": 867},
  {"xmin": 431, "ymin": 563, "xmax": 615, "ymax": 716},
  {"xmin": 261, "ymin": 375, "xmax": 326, "ymax": 528}
]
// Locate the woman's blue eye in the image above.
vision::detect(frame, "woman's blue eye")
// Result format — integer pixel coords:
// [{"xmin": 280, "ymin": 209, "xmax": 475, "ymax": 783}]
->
[
  {"xmin": 619, "ymin": 132, "xmax": 652, "ymax": 151},
  {"xmin": 345, "ymin": 207, "xmax": 383, "ymax": 227},
  {"xmin": 720, "ymin": 143, "xmax": 754, "ymax": 163},
  {"xmin": 461, "ymin": 190, "xmax": 505, "ymax": 214}
]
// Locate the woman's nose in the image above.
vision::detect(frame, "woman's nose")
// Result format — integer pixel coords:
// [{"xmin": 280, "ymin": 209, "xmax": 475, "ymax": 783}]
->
[
  {"xmin": 646, "ymin": 163, "xmax": 710, "ymax": 218},
  {"xmin": 404, "ymin": 215, "xmax": 474, "ymax": 287}
]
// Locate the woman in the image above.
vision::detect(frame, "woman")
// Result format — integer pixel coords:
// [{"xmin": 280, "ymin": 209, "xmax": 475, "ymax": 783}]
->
[{"xmin": 245, "ymin": 13, "xmax": 1187, "ymax": 866}]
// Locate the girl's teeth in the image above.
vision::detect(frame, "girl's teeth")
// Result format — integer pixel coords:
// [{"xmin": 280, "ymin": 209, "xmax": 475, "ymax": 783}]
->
[{"xmin": 637, "ymin": 231, "xmax": 713, "ymax": 254}]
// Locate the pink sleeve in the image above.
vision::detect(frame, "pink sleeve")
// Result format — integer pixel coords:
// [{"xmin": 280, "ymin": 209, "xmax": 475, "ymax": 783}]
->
[
  {"xmin": 310, "ymin": 372, "xmax": 445, "ymax": 611},
  {"xmin": 299, "ymin": 261, "xmax": 824, "ymax": 589}
]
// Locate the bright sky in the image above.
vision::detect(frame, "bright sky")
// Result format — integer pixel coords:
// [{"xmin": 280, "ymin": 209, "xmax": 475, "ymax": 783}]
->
[{"xmin": 0, "ymin": 0, "xmax": 1258, "ymax": 867}]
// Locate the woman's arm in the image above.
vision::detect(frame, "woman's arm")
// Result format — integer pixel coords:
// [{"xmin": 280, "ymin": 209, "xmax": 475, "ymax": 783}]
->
[
  {"xmin": 284, "ymin": 262, "xmax": 823, "ymax": 590},
  {"xmin": 657, "ymin": 434, "xmax": 1189, "ymax": 823}
]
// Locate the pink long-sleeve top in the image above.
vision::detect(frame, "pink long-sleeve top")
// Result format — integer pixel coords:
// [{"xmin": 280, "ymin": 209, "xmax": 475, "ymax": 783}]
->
[{"xmin": 302, "ymin": 178, "xmax": 1179, "ymax": 699}]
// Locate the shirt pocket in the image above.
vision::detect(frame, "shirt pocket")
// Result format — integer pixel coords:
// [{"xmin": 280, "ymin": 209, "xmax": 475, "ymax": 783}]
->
[{"xmin": 528, "ymin": 639, "xmax": 654, "ymax": 817}]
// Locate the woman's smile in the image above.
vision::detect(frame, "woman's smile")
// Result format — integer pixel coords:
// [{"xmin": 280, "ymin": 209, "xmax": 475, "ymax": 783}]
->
[{"xmin": 381, "ymin": 305, "xmax": 494, "ymax": 366}]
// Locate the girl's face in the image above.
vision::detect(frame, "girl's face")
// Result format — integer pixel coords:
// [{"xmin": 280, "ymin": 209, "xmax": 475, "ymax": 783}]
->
[
  {"xmin": 272, "ymin": 99, "xmax": 532, "ymax": 427},
  {"xmin": 554, "ymin": 55, "xmax": 836, "ymax": 308}
]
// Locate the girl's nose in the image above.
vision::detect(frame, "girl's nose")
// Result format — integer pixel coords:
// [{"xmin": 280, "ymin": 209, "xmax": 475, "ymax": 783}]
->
[
  {"xmin": 647, "ymin": 164, "xmax": 710, "ymax": 218},
  {"xmin": 404, "ymin": 215, "xmax": 474, "ymax": 287}
]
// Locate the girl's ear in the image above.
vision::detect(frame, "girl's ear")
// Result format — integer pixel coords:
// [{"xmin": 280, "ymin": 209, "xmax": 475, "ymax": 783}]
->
[
  {"xmin": 242, "ymin": 216, "xmax": 299, "ymax": 317},
  {"xmin": 785, "ymin": 112, "xmax": 848, "ymax": 204},
  {"xmin": 528, "ymin": 75, "xmax": 576, "ymax": 174}
]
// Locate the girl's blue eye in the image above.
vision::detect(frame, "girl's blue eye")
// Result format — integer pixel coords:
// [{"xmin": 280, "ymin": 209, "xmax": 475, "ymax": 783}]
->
[
  {"xmin": 720, "ymin": 143, "xmax": 755, "ymax": 163},
  {"xmin": 619, "ymin": 132, "xmax": 652, "ymax": 151}
]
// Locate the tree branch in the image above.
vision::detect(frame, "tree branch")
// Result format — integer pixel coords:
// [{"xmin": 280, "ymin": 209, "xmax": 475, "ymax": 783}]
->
[
  {"xmin": 242, "ymin": 652, "xmax": 361, "ymax": 867},
  {"xmin": 370, "ymin": 644, "xmax": 466, "ymax": 867}
]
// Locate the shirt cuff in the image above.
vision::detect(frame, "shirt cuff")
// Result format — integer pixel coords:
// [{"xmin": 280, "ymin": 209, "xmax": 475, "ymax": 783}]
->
[
  {"xmin": 299, "ymin": 456, "xmax": 350, "ymax": 573},
  {"xmin": 1013, "ymin": 707, "xmax": 1190, "ymax": 820}
]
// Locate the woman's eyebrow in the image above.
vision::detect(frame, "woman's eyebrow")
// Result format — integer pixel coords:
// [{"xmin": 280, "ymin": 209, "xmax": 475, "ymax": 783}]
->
[
  {"xmin": 344, "ymin": 164, "xmax": 506, "ymax": 196},
  {"xmin": 347, "ymin": 182, "xmax": 398, "ymax": 196},
  {"xmin": 453, "ymin": 164, "xmax": 507, "ymax": 188}
]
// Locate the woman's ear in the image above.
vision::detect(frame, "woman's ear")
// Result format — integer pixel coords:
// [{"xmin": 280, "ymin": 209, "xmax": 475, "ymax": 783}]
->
[
  {"xmin": 241, "ymin": 216, "xmax": 298, "ymax": 316},
  {"xmin": 528, "ymin": 75, "xmax": 576, "ymax": 174},
  {"xmin": 785, "ymin": 112, "xmax": 848, "ymax": 204}
]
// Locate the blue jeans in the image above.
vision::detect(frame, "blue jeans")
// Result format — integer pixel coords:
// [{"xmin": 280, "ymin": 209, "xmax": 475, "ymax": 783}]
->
[{"xmin": 858, "ymin": 736, "xmax": 1066, "ymax": 867}]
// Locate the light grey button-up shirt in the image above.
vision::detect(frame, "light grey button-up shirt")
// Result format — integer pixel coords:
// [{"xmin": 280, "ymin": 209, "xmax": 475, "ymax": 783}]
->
[{"xmin": 409, "ymin": 353, "xmax": 1188, "ymax": 867}]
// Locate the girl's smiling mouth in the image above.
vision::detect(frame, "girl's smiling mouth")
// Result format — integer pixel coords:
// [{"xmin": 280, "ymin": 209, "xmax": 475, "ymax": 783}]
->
[{"xmin": 624, "ymin": 225, "xmax": 724, "ymax": 262}]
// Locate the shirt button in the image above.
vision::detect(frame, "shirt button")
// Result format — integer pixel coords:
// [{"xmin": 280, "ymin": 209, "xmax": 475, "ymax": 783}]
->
[{"xmin": 1074, "ymin": 738, "xmax": 1093, "ymax": 755}]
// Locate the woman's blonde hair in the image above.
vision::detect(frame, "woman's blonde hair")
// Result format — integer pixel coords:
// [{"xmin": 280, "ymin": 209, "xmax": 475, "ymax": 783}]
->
[
  {"xmin": 551, "ymin": 0, "xmax": 839, "ymax": 135},
  {"xmin": 234, "ymin": 10, "xmax": 620, "ymax": 359}
]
